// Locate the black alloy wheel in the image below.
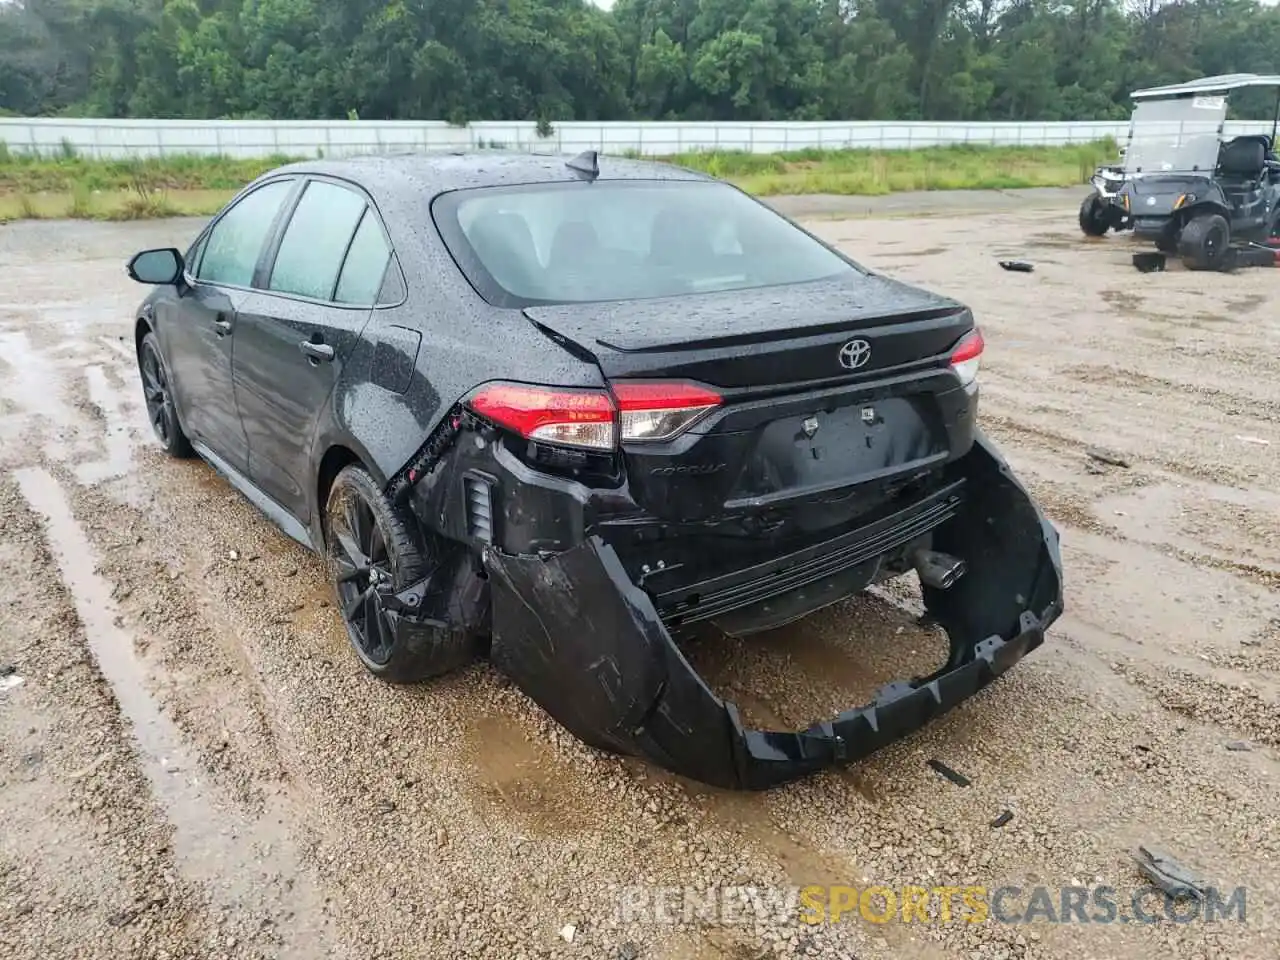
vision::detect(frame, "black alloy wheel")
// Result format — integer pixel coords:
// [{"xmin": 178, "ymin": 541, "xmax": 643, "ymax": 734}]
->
[
  {"xmin": 329, "ymin": 484, "xmax": 397, "ymax": 667},
  {"xmin": 324, "ymin": 464, "xmax": 478, "ymax": 682},
  {"xmin": 139, "ymin": 332, "xmax": 191, "ymax": 457}
]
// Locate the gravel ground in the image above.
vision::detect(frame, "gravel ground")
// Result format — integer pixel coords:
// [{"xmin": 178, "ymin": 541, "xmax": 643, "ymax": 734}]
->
[{"xmin": 1, "ymin": 198, "xmax": 1278, "ymax": 959}]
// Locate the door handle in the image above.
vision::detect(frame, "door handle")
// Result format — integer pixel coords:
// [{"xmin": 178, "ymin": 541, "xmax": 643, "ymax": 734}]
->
[
  {"xmin": 300, "ymin": 339, "xmax": 335, "ymax": 363},
  {"xmin": 213, "ymin": 314, "xmax": 232, "ymax": 337}
]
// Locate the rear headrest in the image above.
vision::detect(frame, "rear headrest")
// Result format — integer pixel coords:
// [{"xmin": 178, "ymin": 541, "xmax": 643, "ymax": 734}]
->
[
  {"xmin": 1219, "ymin": 138, "xmax": 1266, "ymax": 177},
  {"xmin": 548, "ymin": 220, "xmax": 600, "ymax": 269},
  {"xmin": 465, "ymin": 211, "xmax": 539, "ymax": 287}
]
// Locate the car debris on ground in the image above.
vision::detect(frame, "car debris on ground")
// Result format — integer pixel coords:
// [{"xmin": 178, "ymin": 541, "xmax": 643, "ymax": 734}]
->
[
  {"xmin": 1133, "ymin": 846, "xmax": 1210, "ymax": 900},
  {"xmin": 927, "ymin": 758, "xmax": 972, "ymax": 786},
  {"xmin": 1086, "ymin": 447, "xmax": 1131, "ymax": 468}
]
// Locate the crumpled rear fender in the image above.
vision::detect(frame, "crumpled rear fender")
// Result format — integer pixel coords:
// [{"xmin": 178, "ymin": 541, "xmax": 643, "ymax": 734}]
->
[{"xmin": 485, "ymin": 431, "xmax": 1063, "ymax": 790}]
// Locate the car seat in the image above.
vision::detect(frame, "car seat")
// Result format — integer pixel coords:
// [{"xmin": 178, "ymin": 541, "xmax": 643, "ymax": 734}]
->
[{"xmin": 466, "ymin": 211, "xmax": 541, "ymax": 292}]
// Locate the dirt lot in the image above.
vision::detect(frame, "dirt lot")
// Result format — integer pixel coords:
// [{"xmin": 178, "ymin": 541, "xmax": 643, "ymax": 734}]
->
[{"xmin": 1, "ymin": 198, "xmax": 1278, "ymax": 960}]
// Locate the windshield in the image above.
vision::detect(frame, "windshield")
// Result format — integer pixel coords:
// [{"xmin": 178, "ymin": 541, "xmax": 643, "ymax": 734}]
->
[
  {"xmin": 433, "ymin": 180, "xmax": 855, "ymax": 305},
  {"xmin": 1124, "ymin": 96, "xmax": 1227, "ymax": 175}
]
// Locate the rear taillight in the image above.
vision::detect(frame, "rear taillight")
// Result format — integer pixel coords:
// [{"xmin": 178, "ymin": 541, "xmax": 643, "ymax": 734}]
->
[
  {"xmin": 468, "ymin": 383, "xmax": 616, "ymax": 450},
  {"xmin": 612, "ymin": 381, "xmax": 722, "ymax": 443},
  {"xmin": 466, "ymin": 380, "xmax": 722, "ymax": 451},
  {"xmin": 949, "ymin": 329, "xmax": 984, "ymax": 388}
]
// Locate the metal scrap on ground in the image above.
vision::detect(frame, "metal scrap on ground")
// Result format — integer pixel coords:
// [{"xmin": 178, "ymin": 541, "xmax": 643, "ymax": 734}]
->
[{"xmin": 1133, "ymin": 846, "xmax": 1209, "ymax": 900}]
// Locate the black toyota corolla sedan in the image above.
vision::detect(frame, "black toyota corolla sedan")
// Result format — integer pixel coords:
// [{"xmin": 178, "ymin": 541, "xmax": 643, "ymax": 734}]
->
[{"xmin": 126, "ymin": 150, "xmax": 1062, "ymax": 790}]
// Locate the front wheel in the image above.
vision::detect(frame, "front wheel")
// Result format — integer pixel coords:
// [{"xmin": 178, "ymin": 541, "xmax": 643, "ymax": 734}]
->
[
  {"xmin": 1078, "ymin": 192, "xmax": 1110, "ymax": 237},
  {"xmin": 324, "ymin": 464, "xmax": 478, "ymax": 683},
  {"xmin": 138, "ymin": 331, "xmax": 193, "ymax": 458},
  {"xmin": 1178, "ymin": 214, "xmax": 1231, "ymax": 271}
]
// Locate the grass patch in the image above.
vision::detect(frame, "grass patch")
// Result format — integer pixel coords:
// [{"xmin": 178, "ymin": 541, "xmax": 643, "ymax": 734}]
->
[
  {"xmin": 0, "ymin": 141, "xmax": 1113, "ymax": 222},
  {"xmin": 669, "ymin": 142, "xmax": 1114, "ymax": 196},
  {"xmin": 0, "ymin": 151, "xmax": 293, "ymax": 194},
  {"xmin": 0, "ymin": 187, "xmax": 235, "ymax": 223}
]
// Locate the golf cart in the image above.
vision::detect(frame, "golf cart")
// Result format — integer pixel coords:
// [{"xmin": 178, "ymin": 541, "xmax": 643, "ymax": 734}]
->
[
  {"xmin": 1079, "ymin": 145, "xmax": 1132, "ymax": 237},
  {"xmin": 1116, "ymin": 73, "xmax": 1280, "ymax": 271}
]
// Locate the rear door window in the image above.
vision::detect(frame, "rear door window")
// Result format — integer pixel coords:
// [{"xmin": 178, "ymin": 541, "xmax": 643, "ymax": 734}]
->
[
  {"xmin": 197, "ymin": 179, "xmax": 294, "ymax": 288},
  {"xmin": 334, "ymin": 210, "xmax": 393, "ymax": 305},
  {"xmin": 268, "ymin": 180, "xmax": 368, "ymax": 301}
]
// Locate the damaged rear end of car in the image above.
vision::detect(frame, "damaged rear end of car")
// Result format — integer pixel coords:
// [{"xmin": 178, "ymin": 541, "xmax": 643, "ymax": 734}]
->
[{"xmin": 377, "ymin": 175, "xmax": 1063, "ymax": 790}]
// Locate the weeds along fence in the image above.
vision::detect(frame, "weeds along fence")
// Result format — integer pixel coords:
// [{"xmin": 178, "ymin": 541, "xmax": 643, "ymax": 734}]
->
[{"xmin": 0, "ymin": 118, "xmax": 1169, "ymax": 160}]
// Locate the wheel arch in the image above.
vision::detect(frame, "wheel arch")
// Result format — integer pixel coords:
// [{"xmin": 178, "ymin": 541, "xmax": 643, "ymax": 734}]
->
[
  {"xmin": 315, "ymin": 444, "xmax": 365, "ymax": 537},
  {"xmin": 134, "ymin": 312, "xmax": 156, "ymax": 359}
]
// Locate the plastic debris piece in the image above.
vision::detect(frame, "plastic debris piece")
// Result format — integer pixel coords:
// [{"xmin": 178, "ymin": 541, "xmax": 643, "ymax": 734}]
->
[
  {"xmin": 1132, "ymin": 846, "xmax": 1208, "ymax": 900},
  {"xmin": 0, "ymin": 674, "xmax": 24, "ymax": 693},
  {"xmin": 1086, "ymin": 447, "xmax": 1131, "ymax": 468},
  {"xmin": 927, "ymin": 758, "xmax": 971, "ymax": 787}
]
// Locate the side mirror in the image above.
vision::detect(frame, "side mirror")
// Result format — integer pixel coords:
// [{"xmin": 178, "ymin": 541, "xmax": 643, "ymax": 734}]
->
[{"xmin": 127, "ymin": 248, "xmax": 184, "ymax": 285}]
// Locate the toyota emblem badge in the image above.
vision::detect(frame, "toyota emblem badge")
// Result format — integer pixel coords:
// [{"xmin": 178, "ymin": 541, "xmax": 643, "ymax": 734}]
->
[{"xmin": 838, "ymin": 339, "xmax": 872, "ymax": 370}]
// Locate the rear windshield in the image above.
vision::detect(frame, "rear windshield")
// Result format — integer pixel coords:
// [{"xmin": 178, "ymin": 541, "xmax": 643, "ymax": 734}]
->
[{"xmin": 432, "ymin": 180, "xmax": 855, "ymax": 306}]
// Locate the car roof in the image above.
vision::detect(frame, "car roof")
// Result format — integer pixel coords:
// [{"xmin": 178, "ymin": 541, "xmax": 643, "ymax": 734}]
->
[
  {"xmin": 265, "ymin": 150, "xmax": 716, "ymax": 197},
  {"xmin": 1131, "ymin": 73, "xmax": 1280, "ymax": 101}
]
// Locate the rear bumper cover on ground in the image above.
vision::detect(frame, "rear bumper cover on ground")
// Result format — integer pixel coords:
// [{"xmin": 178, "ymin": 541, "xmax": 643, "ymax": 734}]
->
[{"xmin": 482, "ymin": 431, "xmax": 1064, "ymax": 790}]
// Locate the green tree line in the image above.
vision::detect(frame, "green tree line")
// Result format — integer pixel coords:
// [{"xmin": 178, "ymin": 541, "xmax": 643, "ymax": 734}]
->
[{"xmin": 2, "ymin": 0, "xmax": 1279, "ymax": 123}]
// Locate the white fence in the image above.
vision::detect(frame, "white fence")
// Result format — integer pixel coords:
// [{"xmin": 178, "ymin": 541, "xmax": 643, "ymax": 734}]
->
[
  {"xmin": 0, "ymin": 118, "xmax": 1140, "ymax": 159},
  {"xmin": 3, "ymin": 117, "xmax": 1274, "ymax": 159}
]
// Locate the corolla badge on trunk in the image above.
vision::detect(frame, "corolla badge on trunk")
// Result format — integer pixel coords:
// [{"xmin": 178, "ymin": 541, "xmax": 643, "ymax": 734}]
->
[{"xmin": 838, "ymin": 339, "xmax": 872, "ymax": 370}]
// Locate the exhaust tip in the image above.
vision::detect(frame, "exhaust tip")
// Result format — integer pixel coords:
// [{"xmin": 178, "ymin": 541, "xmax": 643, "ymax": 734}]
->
[{"xmin": 913, "ymin": 550, "xmax": 967, "ymax": 590}]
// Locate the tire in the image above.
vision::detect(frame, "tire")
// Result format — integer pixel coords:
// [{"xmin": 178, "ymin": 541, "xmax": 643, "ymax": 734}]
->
[
  {"xmin": 1078, "ymin": 192, "xmax": 1110, "ymax": 237},
  {"xmin": 138, "ymin": 331, "xmax": 193, "ymax": 458},
  {"xmin": 323, "ymin": 464, "xmax": 478, "ymax": 683},
  {"xmin": 1178, "ymin": 213, "xmax": 1231, "ymax": 271}
]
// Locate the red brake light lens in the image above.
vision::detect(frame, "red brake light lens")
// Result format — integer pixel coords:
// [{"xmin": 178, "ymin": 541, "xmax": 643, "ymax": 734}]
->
[
  {"xmin": 466, "ymin": 380, "xmax": 723, "ymax": 450},
  {"xmin": 612, "ymin": 381, "xmax": 722, "ymax": 443},
  {"xmin": 949, "ymin": 329, "xmax": 984, "ymax": 388},
  {"xmin": 468, "ymin": 383, "xmax": 616, "ymax": 450}
]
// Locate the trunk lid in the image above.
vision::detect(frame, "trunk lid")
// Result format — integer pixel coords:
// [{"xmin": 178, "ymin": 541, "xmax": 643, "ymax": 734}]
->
[
  {"xmin": 524, "ymin": 275, "xmax": 978, "ymax": 523},
  {"xmin": 523, "ymin": 274, "xmax": 970, "ymax": 387}
]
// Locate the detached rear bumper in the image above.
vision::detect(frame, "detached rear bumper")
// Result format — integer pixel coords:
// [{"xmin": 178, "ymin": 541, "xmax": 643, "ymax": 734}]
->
[{"xmin": 483, "ymin": 431, "xmax": 1063, "ymax": 790}]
